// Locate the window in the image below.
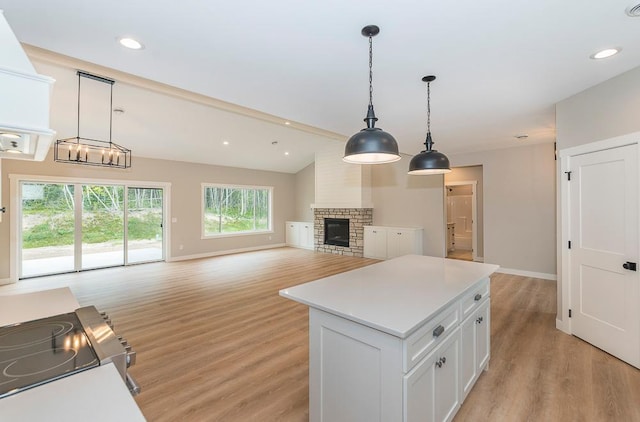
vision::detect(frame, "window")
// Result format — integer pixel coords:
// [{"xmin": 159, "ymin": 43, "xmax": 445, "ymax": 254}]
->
[{"xmin": 202, "ymin": 184, "xmax": 272, "ymax": 237}]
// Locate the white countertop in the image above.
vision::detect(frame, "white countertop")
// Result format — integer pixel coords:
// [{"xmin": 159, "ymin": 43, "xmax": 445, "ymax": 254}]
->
[
  {"xmin": 0, "ymin": 287, "xmax": 80, "ymax": 326},
  {"xmin": 0, "ymin": 363, "xmax": 146, "ymax": 422},
  {"xmin": 280, "ymin": 255, "xmax": 499, "ymax": 338}
]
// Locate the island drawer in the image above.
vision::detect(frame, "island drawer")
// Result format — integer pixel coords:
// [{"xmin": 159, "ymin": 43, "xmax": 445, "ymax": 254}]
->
[
  {"xmin": 460, "ymin": 277, "xmax": 490, "ymax": 320},
  {"xmin": 403, "ymin": 302, "xmax": 459, "ymax": 372}
]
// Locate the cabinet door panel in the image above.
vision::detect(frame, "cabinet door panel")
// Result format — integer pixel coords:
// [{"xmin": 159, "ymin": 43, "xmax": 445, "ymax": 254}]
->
[
  {"xmin": 476, "ymin": 300, "xmax": 490, "ymax": 371},
  {"xmin": 364, "ymin": 227, "xmax": 387, "ymax": 259},
  {"xmin": 286, "ymin": 222, "xmax": 299, "ymax": 246},
  {"xmin": 404, "ymin": 328, "xmax": 460, "ymax": 422},
  {"xmin": 435, "ymin": 333, "xmax": 460, "ymax": 422},
  {"xmin": 404, "ymin": 352, "xmax": 437, "ymax": 422},
  {"xmin": 459, "ymin": 314, "xmax": 477, "ymax": 399}
]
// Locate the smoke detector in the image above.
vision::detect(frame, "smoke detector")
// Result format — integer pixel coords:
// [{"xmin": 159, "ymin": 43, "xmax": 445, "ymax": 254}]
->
[{"xmin": 626, "ymin": 3, "xmax": 640, "ymax": 16}]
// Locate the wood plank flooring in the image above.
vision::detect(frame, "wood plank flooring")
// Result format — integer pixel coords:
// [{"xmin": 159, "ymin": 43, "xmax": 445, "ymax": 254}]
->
[{"xmin": 1, "ymin": 248, "xmax": 639, "ymax": 421}]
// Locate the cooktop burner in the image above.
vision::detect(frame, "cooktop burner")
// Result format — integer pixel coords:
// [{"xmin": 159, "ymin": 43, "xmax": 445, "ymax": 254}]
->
[{"xmin": 0, "ymin": 312, "xmax": 99, "ymax": 399}]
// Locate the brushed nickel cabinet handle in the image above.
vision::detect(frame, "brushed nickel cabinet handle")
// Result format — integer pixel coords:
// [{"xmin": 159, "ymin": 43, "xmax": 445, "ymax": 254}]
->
[
  {"xmin": 433, "ymin": 325, "xmax": 445, "ymax": 338},
  {"xmin": 474, "ymin": 293, "xmax": 482, "ymax": 301}
]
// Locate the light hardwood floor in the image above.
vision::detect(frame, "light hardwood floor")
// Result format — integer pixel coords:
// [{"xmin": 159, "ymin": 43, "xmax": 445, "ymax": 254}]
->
[{"xmin": 1, "ymin": 248, "xmax": 639, "ymax": 421}]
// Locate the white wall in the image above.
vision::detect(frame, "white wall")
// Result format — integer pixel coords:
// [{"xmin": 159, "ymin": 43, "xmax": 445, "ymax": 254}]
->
[
  {"xmin": 370, "ymin": 154, "xmax": 446, "ymax": 257},
  {"xmin": 448, "ymin": 143, "xmax": 556, "ymax": 276},
  {"xmin": 556, "ymin": 65, "xmax": 640, "ymax": 150},
  {"xmin": 314, "ymin": 143, "xmax": 372, "ymax": 208},
  {"xmin": 294, "ymin": 162, "xmax": 314, "ymax": 222}
]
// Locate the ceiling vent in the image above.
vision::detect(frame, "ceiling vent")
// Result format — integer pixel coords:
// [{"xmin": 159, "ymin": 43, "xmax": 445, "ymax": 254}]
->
[{"xmin": 626, "ymin": 3, "xmax": 640, "ymax": 16}]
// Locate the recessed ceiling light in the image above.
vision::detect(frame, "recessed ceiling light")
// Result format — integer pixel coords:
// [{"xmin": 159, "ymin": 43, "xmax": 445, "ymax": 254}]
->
[
  {"xmin": 223, "ymin": 141, "xmax": 229, "ymax": 145},
  {"xmin": 626, "ymin": 3, "xmax": 640, "ymax": 17},
  {"xmin": 285, "ymin": 151, "xmax": 290, "ymax": 156},
  {"xmin": 118, "ymin": 37, "xmax": 144, "ymax": 50},
  {"xmin": 1, "ymin": 132, "xmax": 21, "ymax": 139},
  {"xmin": 284, "ymin": 121, "xmax": 291, "ymax": 126},
  {"xmin": 590, "ymin": 48, "xmax": 621, "ymax": 59}
]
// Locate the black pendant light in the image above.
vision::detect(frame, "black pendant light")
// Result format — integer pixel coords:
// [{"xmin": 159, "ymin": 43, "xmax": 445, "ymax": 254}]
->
[
  {"xmin": 343, "ymin": 25, "xmax": 401, "ymax": 164},
  {"xmin": 408, "ymin": 75, "xmax": 451, "ymax": 175}
]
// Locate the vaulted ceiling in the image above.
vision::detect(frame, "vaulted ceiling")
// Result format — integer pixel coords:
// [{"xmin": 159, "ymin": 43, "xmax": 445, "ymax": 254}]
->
[{"xmin": 3, "ymin": 1, "xmax": 640, "ymax": 173}]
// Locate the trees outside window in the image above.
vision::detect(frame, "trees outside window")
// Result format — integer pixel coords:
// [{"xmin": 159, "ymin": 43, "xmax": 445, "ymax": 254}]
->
[{"xmin": 203, "ymin": 185, "xmax": 272, "ymax": 236}]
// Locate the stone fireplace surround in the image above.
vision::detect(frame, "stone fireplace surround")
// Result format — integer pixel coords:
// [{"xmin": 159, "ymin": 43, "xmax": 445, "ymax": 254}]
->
[{"xmin": 313, "ymin": 208, "xmax": 373, "ymax": 257}]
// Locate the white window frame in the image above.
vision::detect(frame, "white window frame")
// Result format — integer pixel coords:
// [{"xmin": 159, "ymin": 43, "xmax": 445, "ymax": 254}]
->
[{"xmin": 201, "ymin": 183, "xmax": 273, "ymax": 239}]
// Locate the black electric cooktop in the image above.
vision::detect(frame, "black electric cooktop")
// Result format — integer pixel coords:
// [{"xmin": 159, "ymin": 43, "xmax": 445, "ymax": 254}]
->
[{"xmin": 0, "ymin": 312, "xmax": 99, "ymax": 399}]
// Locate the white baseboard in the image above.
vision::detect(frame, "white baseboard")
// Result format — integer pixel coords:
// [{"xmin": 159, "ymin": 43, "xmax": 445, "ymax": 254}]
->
[
  {"xmin": 0, "ymin": 278, "xmax": 15, "ymax": 286},
  {"xmin": 168, "ymin": 243, "xmax": 286, "ymax": 262},
  {"xmin": 473, "ymin": 256, "xmax": 484, "ymax": 263},
  {"xmin": 496, "ymin": 267, "xmax": 557, "ymax": 281},
  {"xmin": 556, "ymin": 318, "xmax": 571, "ymax": 334}
]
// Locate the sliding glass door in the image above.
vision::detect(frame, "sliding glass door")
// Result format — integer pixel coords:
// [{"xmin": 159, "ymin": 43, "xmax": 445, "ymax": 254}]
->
[
  {"xmin": 81, "ymin": 185, "xmax": 125, "ymax": 270},
  {"xmin": 21, "ymin": 183, "xmax": 76, "ymax": 278},
  {"xmin": 127, "ymin": 187, "xmax": 163, "ymax": 264},
  {"xmin": 19, "ymin": 180, "xmax": 165, "ymax": 278}
]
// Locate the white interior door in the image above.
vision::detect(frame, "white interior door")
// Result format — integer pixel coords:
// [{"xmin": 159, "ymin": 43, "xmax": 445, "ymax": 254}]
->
[{"xmin": 569, "ymin": 143, "xmax": 639, "ymax": 368}]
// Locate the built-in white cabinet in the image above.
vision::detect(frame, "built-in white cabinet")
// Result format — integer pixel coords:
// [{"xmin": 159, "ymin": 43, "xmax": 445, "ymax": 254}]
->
[
  {"xmin": 460, "ymin": 282, "xmax": 491, "ymax": 400},
  {"xmin": 363, "ymin": 226, "xmax": 423, "ymax": 260},
  {"xmin": 285, "ymin": 221, "xmax": 314, "ymax": 250}
]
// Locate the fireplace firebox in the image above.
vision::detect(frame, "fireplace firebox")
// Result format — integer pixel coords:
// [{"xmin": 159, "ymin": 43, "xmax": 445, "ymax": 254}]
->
[{"xmin": 324, "ymin": 218, "xmax": 349, "ymax": 247}]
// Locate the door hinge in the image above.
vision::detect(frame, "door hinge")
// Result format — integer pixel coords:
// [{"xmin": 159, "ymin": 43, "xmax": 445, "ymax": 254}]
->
[
  {"xmin": 565, "ymin": 171, "xmax": 572, "ymax": 181},
  {"xmin": 568, "ymin": 241, "xmax": 572, "ymax": 249},
  {"xmin": 569, "ymin": 309, "xmax": 572, "ymax": 318}
]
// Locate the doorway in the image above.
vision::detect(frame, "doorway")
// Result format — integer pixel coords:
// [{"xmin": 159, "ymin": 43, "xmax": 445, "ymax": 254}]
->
[
  {"xmin": 445, "ymin": 181, "xmax": 477, "ymax": 262},
  {"xmin": 19, "ymin": 179, "xmax": 166, "ymax": 278}
]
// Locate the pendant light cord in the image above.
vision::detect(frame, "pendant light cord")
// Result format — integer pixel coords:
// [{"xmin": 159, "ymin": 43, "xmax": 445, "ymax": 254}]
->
[
  {"xmin": 426, "ymin": 81, "xmax": 431, "ymax": 133},
  {"xmin": 368, "ymin": 35, "xmax": 373, "ymax": 107}
]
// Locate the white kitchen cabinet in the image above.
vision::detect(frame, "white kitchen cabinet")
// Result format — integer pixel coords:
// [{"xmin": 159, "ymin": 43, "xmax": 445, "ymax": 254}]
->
[
  {"xmin": 363, "ymin": 226, "xmax": 388, "ymax": 259},
  {"xmin": 460, "ymin": 282, "xmax": 491, "ymax": 400},
  {"xmin": 285, "ymin": 221, "xmax": 314, "ymax": 250},
  {"xmin": 364, "ymin": 226, "xmax": 423, "ymax": 260},
  {"xmin": 404, "ymin": 327, "xmax": 461, "ymax": 422},
  {"xmin": 282, "ymin": 256, "xmax": 498, "ymax": 422}
]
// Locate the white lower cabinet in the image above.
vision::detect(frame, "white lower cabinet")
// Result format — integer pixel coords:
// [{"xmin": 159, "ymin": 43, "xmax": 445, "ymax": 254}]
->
[
  {"xmin": 460, "ymin": 296, "xmax": 490, "ymax": 400},
  {"xmin": 404, "ymin": 327, "xmax": 460, "ymax": 422},
  {"xmin": 285, "ymin": 221, "xmax": 314, "ymax": 250},
  {"xmin": 364, "ymin": 226, "xmax": 423, "ymax": 260}
]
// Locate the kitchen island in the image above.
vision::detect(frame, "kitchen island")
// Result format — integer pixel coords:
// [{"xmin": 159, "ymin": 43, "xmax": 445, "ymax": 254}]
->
[{"xmin": 280, "ymin": 255, "xmax": 499, "ymax": 422}]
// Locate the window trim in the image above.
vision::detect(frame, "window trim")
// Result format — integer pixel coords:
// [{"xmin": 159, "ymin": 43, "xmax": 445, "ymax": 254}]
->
[{"xmin": 201, "ymin": 183, "xmax": 274, "ymax": 239}]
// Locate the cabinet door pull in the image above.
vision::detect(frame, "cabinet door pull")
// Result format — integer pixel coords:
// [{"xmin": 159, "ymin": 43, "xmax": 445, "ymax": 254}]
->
[
  {"xmin": 476, "ymin": 316, "xmax": 484, "ymax": 324},
  {"xmin": 433, "ymin": 325, "xmax": 445, "ymax": 338},
  {"xmin": 474, "ymin": 293, "xmax": 482, "ymax": 301},
  {"xmin": 435, "ymin": 356, "xmax": 447, "ymax": 368}
]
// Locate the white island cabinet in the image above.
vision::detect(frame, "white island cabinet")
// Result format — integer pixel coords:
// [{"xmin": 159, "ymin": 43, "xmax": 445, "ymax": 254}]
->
[{"xmin": 280, "ymin": 255, "xmax": 498, "ymax": 422}]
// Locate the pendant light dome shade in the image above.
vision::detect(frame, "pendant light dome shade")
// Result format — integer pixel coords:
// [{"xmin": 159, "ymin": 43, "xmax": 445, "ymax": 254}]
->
[
  {"xmin": 344, "ymin": 25, "xmax": 401, "ymax": 164},
  {"xmin": 408, "ymin": 134, "xmax": 451, "ymax": 175},
  {"xmin": 408, "ymin": 75, "xmax": 450, "ymax": 175},
  {"xmin": 344, "ymin": 106, "xmax": 401, "ymax": 164}
]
